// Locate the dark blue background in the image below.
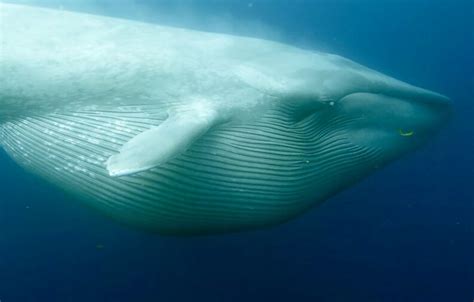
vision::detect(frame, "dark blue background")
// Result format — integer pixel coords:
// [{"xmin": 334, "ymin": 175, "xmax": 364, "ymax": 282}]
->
[{"xmin": 1, "ymin": 1, "xmax": 473, "ymax": 301}]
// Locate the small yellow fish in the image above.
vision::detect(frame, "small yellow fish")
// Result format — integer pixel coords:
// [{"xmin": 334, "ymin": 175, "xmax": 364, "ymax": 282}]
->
[{"xmin": 399, "ymin": 129, "xmax": 414, "ymax": 137}]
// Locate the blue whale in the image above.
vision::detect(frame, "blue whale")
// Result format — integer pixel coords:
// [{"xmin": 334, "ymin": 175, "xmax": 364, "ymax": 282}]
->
[{"xmin": 0, "ymin": 4, "xmax": 452, "ymax": 234}]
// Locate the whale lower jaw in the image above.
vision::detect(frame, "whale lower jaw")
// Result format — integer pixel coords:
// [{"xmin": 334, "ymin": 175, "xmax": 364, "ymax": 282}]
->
[{"xmin": 0, "ymin": 105, "xmax": 382, "ymax": 235}]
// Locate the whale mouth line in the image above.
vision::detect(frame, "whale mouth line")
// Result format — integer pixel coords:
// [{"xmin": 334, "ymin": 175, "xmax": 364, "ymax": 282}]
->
[{"xmin": 338, "ymin": 88, "xmax": 451, "ymax": 107}]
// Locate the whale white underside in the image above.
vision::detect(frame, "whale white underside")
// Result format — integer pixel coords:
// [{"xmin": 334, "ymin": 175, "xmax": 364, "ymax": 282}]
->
[{"xmin": 0, "ymin": 104, "xmax": 381, "ymax": 235}]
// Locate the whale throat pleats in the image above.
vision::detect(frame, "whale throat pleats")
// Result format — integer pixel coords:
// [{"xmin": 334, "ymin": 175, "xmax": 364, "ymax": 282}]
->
[{"xmin": 0, "ymin": 106, "xmax": 381, "ymax": 234}]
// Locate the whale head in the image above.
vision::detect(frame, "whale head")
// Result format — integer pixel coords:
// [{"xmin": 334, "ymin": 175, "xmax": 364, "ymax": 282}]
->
[{"xmin": 266, "ymin": 52, "xmax": 453, "ymax": 170}]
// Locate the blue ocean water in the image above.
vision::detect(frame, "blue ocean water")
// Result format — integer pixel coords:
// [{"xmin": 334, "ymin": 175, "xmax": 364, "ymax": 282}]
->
[{"xmin": 0, "ymin": 0, "xmax": 472, "ymax": 301}]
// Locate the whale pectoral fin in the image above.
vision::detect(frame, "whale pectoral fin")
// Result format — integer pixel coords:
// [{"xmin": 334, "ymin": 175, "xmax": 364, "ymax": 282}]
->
[{"xmin": 106, "ymin": 109, "xmax": 218, "ymax": 177}]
